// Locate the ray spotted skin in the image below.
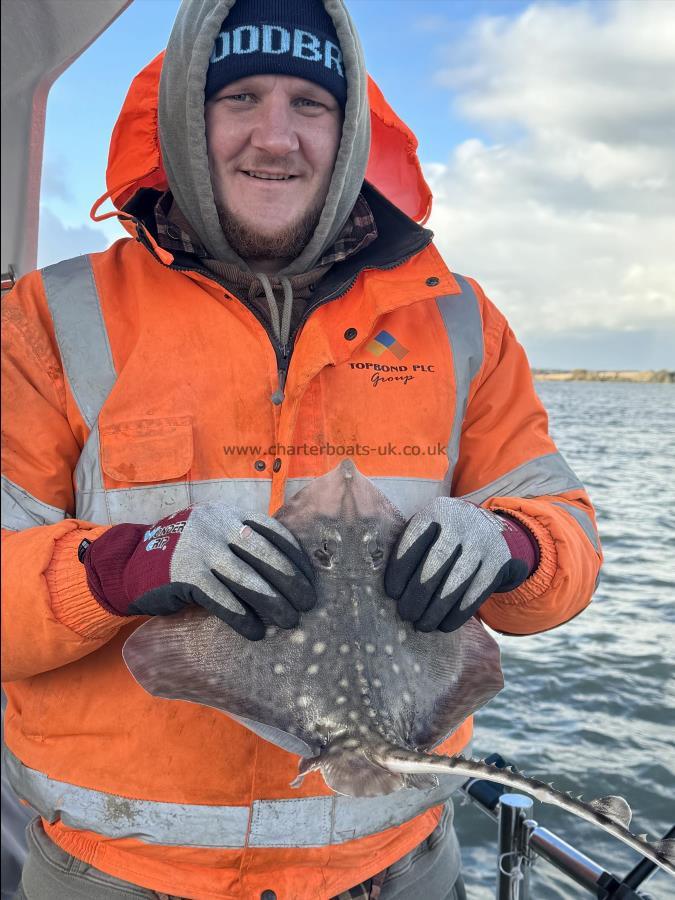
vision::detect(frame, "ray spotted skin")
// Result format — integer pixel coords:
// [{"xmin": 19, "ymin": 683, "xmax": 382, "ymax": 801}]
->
[{"xmin": 123, "ymin": 461, "xmax": 674, "ymax": 880}]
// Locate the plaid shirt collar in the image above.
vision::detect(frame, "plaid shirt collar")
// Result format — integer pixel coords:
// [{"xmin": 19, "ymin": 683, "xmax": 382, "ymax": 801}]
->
[{"xmin": 153, "ymin": 191, "xmax": 378, "ymax": 268}]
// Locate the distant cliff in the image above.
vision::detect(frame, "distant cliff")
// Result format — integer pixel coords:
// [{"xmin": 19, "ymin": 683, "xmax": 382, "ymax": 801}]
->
[{"xmin": 532, "ymin": 369, "xmax": 674, "ymax": 383}]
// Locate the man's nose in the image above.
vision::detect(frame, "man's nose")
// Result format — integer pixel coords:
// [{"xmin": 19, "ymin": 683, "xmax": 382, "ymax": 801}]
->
[{"xmin": 249, "ymin": 100, "xmax": 300, "ymax": 156}]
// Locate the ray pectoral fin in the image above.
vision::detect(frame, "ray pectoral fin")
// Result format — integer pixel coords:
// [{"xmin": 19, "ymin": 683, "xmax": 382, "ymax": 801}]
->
[
  {"xmin": 123, "ymin": 606, "xmax": 241, "ymax": 703},
  {"xmin": 123, "ymin": 610, "xmax": 310, "ymax": 746},
  {"xmin": 408, "ymin": 618, "xmax": 504, "ymax": 748}
]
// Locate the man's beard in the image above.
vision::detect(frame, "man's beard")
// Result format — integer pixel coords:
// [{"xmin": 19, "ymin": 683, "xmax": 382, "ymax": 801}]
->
[{"xmin": 216, "ymin": 196, "xmax": 324, "ymax": 262}]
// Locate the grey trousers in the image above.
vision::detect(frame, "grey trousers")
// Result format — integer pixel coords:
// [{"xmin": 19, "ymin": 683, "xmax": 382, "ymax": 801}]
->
[
  {"xmin": 2, "ymin": 692, "xmax": 33, "ymax": 900},
  {"xmin": 15, "ymin": 807, "xmax": 465, "ymax": 900}
]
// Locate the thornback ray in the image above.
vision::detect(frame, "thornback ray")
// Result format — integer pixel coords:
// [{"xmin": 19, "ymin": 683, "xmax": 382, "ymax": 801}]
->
[{"xmin": 123, "ymin": 461, "xmax": 674, "ymax": 879}]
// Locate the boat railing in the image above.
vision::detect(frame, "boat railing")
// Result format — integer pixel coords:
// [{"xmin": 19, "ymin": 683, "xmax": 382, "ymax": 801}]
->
[{"xmin": 459, "ymin": 753, "xmax": 673, "ymax": 900}]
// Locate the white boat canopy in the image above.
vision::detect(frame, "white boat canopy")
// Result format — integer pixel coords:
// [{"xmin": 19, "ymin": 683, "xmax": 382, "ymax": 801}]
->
[
  {"xmin": 1, "ymin": 0, "xmax": 132, "ymax": 286},
  {"xmin": 0, "ymin": 2, "xmax": 131, "ymax": 890}
]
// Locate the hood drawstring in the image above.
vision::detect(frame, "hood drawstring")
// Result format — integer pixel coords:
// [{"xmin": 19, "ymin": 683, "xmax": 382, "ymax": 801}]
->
[{"xmin": 257, "ymin": 272, "xmax": 294, "ymax": 405}]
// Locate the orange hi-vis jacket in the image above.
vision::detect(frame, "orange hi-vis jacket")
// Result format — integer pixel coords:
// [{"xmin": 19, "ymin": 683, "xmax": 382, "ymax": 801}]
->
[{"xmin": 1, "ymin": 55, "xmax": 602, "ymax": 899}]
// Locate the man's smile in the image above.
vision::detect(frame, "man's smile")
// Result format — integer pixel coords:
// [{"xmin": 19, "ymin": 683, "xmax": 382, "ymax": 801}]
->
[{"xmin": 241, "ymin": 170, "xmax": 297, "ymax": 181}]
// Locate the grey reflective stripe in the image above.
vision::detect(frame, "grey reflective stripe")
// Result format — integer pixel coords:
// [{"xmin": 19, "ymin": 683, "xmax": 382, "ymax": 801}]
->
[
  {"xmin": 552, "ymin": 501, "xmax": 601, "ymax": 552},
  {"xmin": 287, "ymin": 476, "xmax": 445, "ymax": 519},
  {"xmin": 75, "ymin": 462, "xmax": 275, "ymax": 525},
  {"xmin": 435, "ymin": 276, "xmax": 484, "ymax": 488},
  {"xmin": 1, "ymin": 476, "xmax": 67, "ymax": 531},
  {"xmin": 4, "ymin": 749, "xmax": 463, "ymax": 848},
  {"xmin": 247, "ymin": 777, "xmax": 464, "ymax": 848},
  {"xmin": 42, "ymin": 256, "xmax": 117, "ymax": 430},
  {"xmin": 460, "ymin": 452, "xmax": 583, "ymax": 506},
  {"xmin": 4, "ymin": 748, "xmax": 247, "ymax": 848},
  {"xmin": 74, "ymin": 424, "xmax": 107, "ymax": 521},
  {"xmin": 77, "ymin": 480, "xmax": 193, "ymax": 527},
  {"xmin": 74, "ymin": 468, "xmax": 448, "ymax": 526}
]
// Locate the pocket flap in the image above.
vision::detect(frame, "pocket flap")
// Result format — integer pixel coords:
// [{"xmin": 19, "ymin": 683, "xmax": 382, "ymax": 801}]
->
[{"xmin": 100, "ymin": 417, "xmax": 193, "ymax": 483}]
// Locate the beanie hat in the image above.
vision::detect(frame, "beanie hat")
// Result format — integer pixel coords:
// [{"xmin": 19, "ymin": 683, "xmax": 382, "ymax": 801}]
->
[{"xmin": 205, "ymin": 0, "xmax": 347, "ymax": 107}]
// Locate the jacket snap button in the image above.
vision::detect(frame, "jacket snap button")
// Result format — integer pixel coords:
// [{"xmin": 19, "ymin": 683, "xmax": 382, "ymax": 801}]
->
[
  {"xmin": 254, "ymin": 460, "xmax": 266, "ymax": 472},
  {"xmin": 344, "ymin": 327, "xmax": 357, "ymax": 340},
  {"xmin": 261, "ymin": 892, "xmax": 276, "ymax": 900},
  {"xmin": 272, "ymin": 458, "xmax": 282, "ymax": 472},
  {"xmin": 426, "ymin": 276, "xmax": 440, "ymax": 287},
  {"xmin": 166, "ymin": 225, "xmax": 181, "ymax": 240}
]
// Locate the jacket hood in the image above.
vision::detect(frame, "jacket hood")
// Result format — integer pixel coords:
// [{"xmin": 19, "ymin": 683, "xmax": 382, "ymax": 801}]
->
[
  {"xmin": 157, "ymin": 0, "xmax": 371, "ymax": 275},
  {"xmin": 95, "ymin": 27, "xmax": 433, "ymax": 262}
]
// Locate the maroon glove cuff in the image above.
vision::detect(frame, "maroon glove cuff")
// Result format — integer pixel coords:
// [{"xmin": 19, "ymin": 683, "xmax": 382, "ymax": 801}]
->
[
  {"xmin": 82, "ymin": 524, "xmax": 147, "ymax": 616},
  {"xmin": 496, "ymin": 513, "xmax": 540, "ymax": 579}
]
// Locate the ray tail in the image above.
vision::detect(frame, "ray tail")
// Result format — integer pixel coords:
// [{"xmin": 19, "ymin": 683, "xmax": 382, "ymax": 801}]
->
[{"xmin": 372, "ymin": 749, "xmax": 675, "ymax": 878}]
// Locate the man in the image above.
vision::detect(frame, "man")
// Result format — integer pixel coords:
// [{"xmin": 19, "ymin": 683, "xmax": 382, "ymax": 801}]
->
[{"xmin": 1, "ymin": 0, "xmax": 602, "ymax": 897}]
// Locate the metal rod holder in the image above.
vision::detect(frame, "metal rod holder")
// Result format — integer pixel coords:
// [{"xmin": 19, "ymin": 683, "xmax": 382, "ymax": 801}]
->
[
  {"xmin": 497, "ymin": 793, "xmax": 534, "ymax": 899},
  {"xmin": 521, "ymin": 820, "xmax": 538, "ymax": 897},
  {"xmin": 527, "ymin": 823, "xmax": 609, "ymax": 892}
]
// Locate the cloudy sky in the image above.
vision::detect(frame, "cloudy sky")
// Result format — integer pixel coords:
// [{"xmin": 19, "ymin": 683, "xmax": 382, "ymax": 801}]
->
[{"xmin": 39, "ymin": 0, "xmax": 675, "ymax": 369}]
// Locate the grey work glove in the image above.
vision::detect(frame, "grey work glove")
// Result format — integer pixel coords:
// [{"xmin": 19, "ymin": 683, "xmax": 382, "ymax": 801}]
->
[
  {"xmin": 384, "ymin": 498, "xmax": 531, "ymax": 633},
  {"xmin": 81, "ymin": 504, "xmax": 316, "ymax": 641}
]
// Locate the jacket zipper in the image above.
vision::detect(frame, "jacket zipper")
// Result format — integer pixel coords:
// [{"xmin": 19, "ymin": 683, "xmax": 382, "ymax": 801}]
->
[
  {"xmin": 271, "ymin": 342, "xmax": 290, "ymax": 405},
  {"xmin": 268, "ymin": 239, "xmax": 431, "ymax": 403},
  {"xmin": 138, "ymin": 223, "xmax": 433, "ymax": 403},
  {"xmin": 276, "ymin": 231, "xmax": 434, "ymax": 376}
]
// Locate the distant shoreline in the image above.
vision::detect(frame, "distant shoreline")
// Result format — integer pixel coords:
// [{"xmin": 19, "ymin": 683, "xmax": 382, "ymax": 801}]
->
[{"xmin": 532, "ymin": 369, "xmax": 674, "ymax": 383}]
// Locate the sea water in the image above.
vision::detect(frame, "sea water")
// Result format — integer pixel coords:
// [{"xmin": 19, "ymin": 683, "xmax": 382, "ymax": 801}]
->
[{"xmin": 455, "ymin": 381, "xmax": 675, "ymax": 899}]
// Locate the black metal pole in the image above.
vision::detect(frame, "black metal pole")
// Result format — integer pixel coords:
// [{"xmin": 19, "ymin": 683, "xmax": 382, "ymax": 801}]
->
[{"xmin": 497, "ymin": 794, "xmax": 533, "ymax": 899}]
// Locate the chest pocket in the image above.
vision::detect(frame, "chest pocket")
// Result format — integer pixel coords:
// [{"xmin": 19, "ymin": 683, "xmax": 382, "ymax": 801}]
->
[
  {"xmin": 77, "ymin": 417, "xmax": 194, "ymax": 526},
  {"xmin": 101, "ymin": 417, "xmax": 193, "ymax": 484}
]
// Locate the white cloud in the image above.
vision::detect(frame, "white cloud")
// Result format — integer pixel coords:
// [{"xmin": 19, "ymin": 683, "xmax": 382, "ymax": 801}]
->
[
  {"xmin": 37, "ymin": 207, "xmax": 109, "ymax": 269},
  {"xmin": 426, "ymin": 0, "xmax": 675, "ymax": 367},
  {"xmin": 41, "ymin": 154, "xmax": 74, "ymax": 203}
]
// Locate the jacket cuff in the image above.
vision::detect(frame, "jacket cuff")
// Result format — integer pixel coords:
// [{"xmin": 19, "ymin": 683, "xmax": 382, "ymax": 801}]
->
[
  {"xmin": 83, "ymin": 523, "xmax": 148, "ymax": 615},
  {"xmin": 45, "ymin": 528, "xmax": 127, "ymax": 639},
  {"xmin": 494, "ymin": 512, "xmax": 540, "ymax": 578},
  {"xmin": 486, "ymin": 506, "xmax": 557, "ymax": 603}
]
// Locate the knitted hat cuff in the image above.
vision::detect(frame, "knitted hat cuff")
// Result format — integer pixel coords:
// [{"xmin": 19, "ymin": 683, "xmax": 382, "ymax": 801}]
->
[{"xmin": 205, "ymin": 0, "xmax": 346, "ymax": 106}]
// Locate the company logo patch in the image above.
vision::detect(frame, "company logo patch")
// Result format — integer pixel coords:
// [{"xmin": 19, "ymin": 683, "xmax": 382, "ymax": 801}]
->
[{"xmin": 366, "ymin": 330, "xmax": 409, "ymax": 360}]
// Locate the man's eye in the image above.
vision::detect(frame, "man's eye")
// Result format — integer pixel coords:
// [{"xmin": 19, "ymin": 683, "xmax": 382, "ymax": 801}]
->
[
  {"xmin": 226, "ymin": 93, "xmax": 254, "ymax": 102},
  {"xmin": 295, "ymin": 98, "xmax": 322, "ymax": 108}
]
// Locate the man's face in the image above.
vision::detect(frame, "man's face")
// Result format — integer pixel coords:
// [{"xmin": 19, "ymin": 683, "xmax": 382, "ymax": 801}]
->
[{"xmin": 205, "ymin": 74, "xmax": 343, "ymax": 263}]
